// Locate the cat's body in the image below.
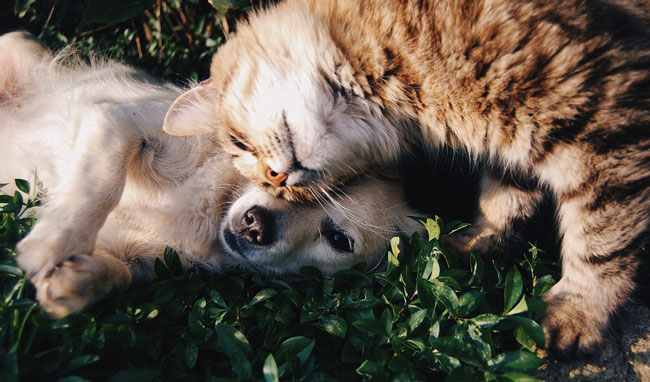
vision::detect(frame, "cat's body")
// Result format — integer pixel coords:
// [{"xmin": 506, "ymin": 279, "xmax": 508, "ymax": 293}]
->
[
  {"xmin": 163, "ymin": 0, "xmax": 650, "ymax": 356},
  {"xmin": 1, "ymin": 31, "xmax": 421, "ymax": 317}
]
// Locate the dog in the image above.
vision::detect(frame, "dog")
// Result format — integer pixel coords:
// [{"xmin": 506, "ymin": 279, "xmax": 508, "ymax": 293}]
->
[{"xmin": 0, "ymin": 31, "xmax": 422, "ymax": 317}]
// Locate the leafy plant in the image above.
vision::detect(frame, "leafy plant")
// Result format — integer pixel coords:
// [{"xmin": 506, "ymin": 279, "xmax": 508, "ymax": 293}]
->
[
  {"xmin": 0, "ymin": 179, "xmax": 558, "ymax": 381},
  {"xmin": 5, "ymin": 0, "xmax": 258, "ymax": 82}
]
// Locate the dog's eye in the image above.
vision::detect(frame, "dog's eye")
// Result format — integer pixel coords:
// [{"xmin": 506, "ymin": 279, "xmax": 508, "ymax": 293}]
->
[
  {"xmin": 230, "ymin": 135, "xmax": 252, "ymax": 152},
  {"xmin": 324, "ymin": 230, "xmax": 354, "ymax": 253}
]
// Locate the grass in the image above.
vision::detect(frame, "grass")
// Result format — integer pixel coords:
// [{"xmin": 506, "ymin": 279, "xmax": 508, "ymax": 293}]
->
[{"xmin": 1, "ymin": 1, "xmax": 560, "ymax": 380}]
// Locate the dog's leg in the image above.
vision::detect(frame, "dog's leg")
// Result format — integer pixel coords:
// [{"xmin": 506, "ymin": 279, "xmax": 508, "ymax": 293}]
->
[
  {"xmin": 16, "ymin": 105, "xmax": 143, "ymax": 281},
  {"xmin": 33, "ymin": 251, "xmax": 131, "ymax": 318}
]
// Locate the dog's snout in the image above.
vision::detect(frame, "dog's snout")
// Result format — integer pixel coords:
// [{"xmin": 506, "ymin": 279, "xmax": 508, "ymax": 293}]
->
[{"xmin": 240, "ymin": 206, "xmax": 274, "ymax": 246}]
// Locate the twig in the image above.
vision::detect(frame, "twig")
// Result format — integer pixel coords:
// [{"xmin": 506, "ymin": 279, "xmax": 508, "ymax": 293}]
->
[
  {"xmin": 78, "ymin": 22, "xmax": 118, "ymax": 37},
  {"xmin": 43, "ymin": 4, "xmax": 55, "ymax": 29},
  {"xmin": 131, "ymin": 19, "xmax": 143, "ymax": 58}
]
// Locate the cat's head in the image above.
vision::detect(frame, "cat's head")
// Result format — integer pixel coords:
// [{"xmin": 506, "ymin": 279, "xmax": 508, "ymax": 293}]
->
[{"xmin": 162, "ymin": 3, "xmax": 402, "ymax": 201}]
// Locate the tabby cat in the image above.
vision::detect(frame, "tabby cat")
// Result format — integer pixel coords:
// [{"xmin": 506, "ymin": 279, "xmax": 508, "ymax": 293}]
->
[{"xmin": 162, "ymin": 0, "xmax": 650, "ymax": 357}]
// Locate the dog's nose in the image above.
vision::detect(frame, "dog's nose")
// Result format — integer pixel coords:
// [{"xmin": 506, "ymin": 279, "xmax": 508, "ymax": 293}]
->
[{"xmin": 240, "ymin": 206, "xmax": 275, "ymax": 245}]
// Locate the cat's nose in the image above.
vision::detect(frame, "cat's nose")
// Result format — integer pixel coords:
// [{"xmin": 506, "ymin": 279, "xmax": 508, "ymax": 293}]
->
[
  {"xmin": 263, "ymin": 165, "xmax": 288, "ymax": 187},
  {"xmin": 240, "ymin": 206, "xmax": 275, "ymax": 246}
]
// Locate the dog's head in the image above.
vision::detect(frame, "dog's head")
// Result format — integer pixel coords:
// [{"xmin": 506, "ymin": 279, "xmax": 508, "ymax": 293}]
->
[{"xmin": 219, "ymin": 175, "xmax": 423, "ymax": 275}]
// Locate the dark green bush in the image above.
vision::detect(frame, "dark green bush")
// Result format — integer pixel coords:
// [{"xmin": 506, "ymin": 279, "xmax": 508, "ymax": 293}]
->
[{"xmin": 1, "ymin": 179, "xmax": 558, "ymax": 381}]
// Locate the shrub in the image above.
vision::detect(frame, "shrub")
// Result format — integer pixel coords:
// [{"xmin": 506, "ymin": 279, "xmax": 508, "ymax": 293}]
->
[{"xmin": 0, "ymin": 180, "xmax": 557, "ymax": 381}]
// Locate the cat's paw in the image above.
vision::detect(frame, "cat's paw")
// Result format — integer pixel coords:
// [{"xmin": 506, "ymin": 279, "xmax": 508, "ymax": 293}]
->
[
  {"xmin": 539, "ymin": 293, "xmax": 608, "ymax": 359},
  {"xmin": 33, "ymin": 254, "xmax": 130, "ymax": 318},
  {"xmin": 441, "ymin": 222, "xmax": 505, "ymax": 257}
]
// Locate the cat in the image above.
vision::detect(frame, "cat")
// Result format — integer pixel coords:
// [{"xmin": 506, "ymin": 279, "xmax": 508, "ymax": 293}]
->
[
  {"xmin": 0, "ymin": 31, "xmax": 422, "ymax": 317},
  {"xmin": 161, "ymin": 0, "xmax": 650, "ymax": 357}
]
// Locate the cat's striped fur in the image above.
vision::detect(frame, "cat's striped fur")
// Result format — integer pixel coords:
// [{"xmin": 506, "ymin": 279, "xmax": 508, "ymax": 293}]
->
[{"xmin": 162, "ymin": 0, "xmax": 650, "ymax": 357}]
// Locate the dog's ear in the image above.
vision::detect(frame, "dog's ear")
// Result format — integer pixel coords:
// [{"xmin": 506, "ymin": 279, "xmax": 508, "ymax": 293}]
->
[
  {"xmin": 162, "ymin": 79, "xmax": 217, "ymax": 136},
  {"xmin": 0, "ymin": 31, "xmax": 49, "ymax": 98}
]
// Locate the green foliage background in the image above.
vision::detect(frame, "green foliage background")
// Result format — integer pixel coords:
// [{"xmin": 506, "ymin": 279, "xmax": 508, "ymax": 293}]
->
[{"xmin": 1, "ymin": 1, "xmax": 560, "ymax": 380}]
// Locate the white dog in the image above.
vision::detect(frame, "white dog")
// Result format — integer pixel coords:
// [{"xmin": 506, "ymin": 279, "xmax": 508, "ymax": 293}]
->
[{"xmin": 0, "ymin": 32, "xmax": 422, "ymax": 317}]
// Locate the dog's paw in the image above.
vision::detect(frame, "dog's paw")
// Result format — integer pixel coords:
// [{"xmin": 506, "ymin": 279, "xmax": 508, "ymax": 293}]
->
[
  {"xmin": 33, "ymin": 254, "xmax": 130, "ymax": 318},
  {"xmin": 16, "ymin": 233, "xmax": 61, "ymax": 280},
  {"xmin": 539, "ymin": 293, "xmax": 607, "ymax": 359},
  {"xmin": 16, "ymin": 222, "xmax": 97, "ymax": 281}
]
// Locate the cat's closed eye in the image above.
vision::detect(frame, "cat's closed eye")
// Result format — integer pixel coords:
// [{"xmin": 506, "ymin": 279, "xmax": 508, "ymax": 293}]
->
[{"xmin": 230, "ymin": 134, "xmax": 253, "ymax": 152}]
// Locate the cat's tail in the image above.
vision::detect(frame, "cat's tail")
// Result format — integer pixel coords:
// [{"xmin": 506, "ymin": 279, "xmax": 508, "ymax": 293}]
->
[{"xmin": 0, "ymin": 31, "xmax": 50, "ymax": 102}]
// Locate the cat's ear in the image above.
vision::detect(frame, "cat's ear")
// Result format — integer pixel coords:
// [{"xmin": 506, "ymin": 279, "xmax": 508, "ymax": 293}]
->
[{"xmin": 162, "ymin": 79, "xmax": 217, "ymax": 136}]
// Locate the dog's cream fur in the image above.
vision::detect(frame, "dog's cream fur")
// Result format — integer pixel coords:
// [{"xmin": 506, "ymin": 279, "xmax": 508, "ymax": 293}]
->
[{"xmin": 0, "ymin": 32, "xmax": 421, "ymax": 317}]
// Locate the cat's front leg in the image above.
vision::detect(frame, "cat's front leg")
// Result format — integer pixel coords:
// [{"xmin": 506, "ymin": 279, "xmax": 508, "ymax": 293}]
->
[
  {"xmin": 442, "ymin": 172, "xmax": 542, "ymax": 257},
  {"xmin": 541, "ymin": 194, "xmax": 645, "ymax": 358},
  {"xmin": 16, "ymin": 105, "xmax": 140, "ymax": 281},
  {"xmin": 33, "ymin": 251, "xmax": 131, "ymax": 317}
]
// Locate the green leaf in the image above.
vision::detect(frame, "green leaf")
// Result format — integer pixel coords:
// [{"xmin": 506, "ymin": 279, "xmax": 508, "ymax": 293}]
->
[
  {"xmin": 14, "ymin": 179, "xmax": 29, "ymax": 194},
  {"xmin": 185, "ymin": 340, "xmax": 198, "ymax": 369},
  {"xmin": 458, "ymin": 291, "xmax": 484, "ymax": 317},
  {"xmin": 471, "ymin": 314, "xmax": 502, "ymax": 329},
  {"xmin": 208, "ymin": 0, "xmax": 251, "ymax": 13},
  {"xmin": 422, "ymin": 218, "xmax": 441, "ymax": 241},
  {"xmin": 488, "ymin": 350, "xmax": 545, "ymax": 373},
  {"xmin": 352, "ymin": 318, "xmax": 389, "ymax": 337},
  {"xmin": 444, "ymin": 364, "xmax": 480, "ymax": 382},
  {"xmin": 406, "ymin": 338, "xmax": 427, "ymax": 352},
  {"xmin": 209, "ymin": 290, "xmax": 228, "ymax": 308},
  {"xmin": 407, "ymin": 308, "xmax": 428, "ymax": 332},
  {"xmin": 430, "ymin": 281, "xmax": 459, "ymax": 315},
  {"xmin": 107, "ymin": 369, "xmax": 161, "ymax": 382},
  {"xmin": 299, "ymin": 266, "xmax": 323, "ymax": 281},
  {"xmin": 275, "ymin": 336, "xmax": 315, "ymax": 374},
  {"xmin": 163, "ymin": 247, "xmax": 183, "ymax": 275},
  {"xmin": 356, "ymin": 360, "xmax": 382, "ymax": 378},
  {"xmin": 263, "ymin": 354, "xmax": 279, "ymax": 382},
  {"xmin": 503, "ymin": 267, "xmax": 523, "ymax": 314},
  {"xmin": 505, "ymin": 296, "xmax": 529, "ymax": 316},
  {"xmin": 380, "ymin": 308, "xmax": 393, "ymax": 336},
  {"xmin": 387, "ymin": 236, "xmax": 401, "ymax": 272},
  {"xmin": 13, "ymin": 191, "xmax": 23, "ymax": 207},
  {"xmin": 387, "ymin": 353, "xmax": 411, "ymax": 373},
  {"xmin": 508, "ymin": 316, "xmax": 546, "ymax": 350},
  {"xmin": 0, "ymin": 352, "xmax": 17, "ymax": 382},
  {"xmin": 468, "ymin": 253, "xmax": 485, "ymax": 286},
  {"xmin": 417, "ymin": 278, "xmax": 438, "ymax": 309},
  {"xmin": 532, "ymin": 275, "xmax": 555, "ymax": 298},
  {"xmin": 0, "ymin": 264, "xmax": 23, "ymax": 276},
  {"xmin": 430, "ymin": 337, "xmax": 486, "ymax": 368},
  {"xmin": 153, "ymin": 258, "xmax": 172, "ymax": 279},
  {"xmin": 58, "ymin": 377, "xmax": 91, "ymax": 382},
  {"xmin": 498, "ymin": 372, "xmax": 541, "ymax": 382},
  {"xmin": 214, "ymin": 323, "xmax": 253, "ymax": 357},
  {"xmin": 319, "ymin": 315, "xmax": 347, "ymax": 338},
  {"xmin": 66, "ymin": 354, "xmax": 100, "ymax": 371},
  {"xmin": 14, "ymin": 0, "xmax": 36, "ymax": 18},
  {"xmin": 214, "ymin": 323, "xmax": 253, "ymax": 379},
  {"xmin": 81, "ymin": 0, "xmax": 156, "ymax": 26},
  {"xmin": 249, "ymin": 288, "xmax": 277, "ymax": 306}
]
